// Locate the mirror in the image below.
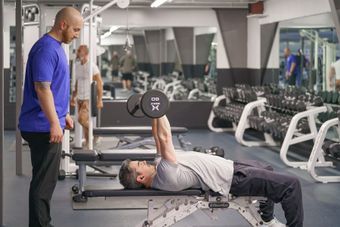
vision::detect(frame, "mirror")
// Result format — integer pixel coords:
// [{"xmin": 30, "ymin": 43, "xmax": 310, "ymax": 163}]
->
[
  {"xmin": 97, "ymin": 26, "xmax": 217, "ymax": 100},
  {"xmin": 278, "ymin": 13, "xmax": 340, "ymax": 92},
  {"xmin": 278, "ymin": 13, "xmax": 340, "ymax": 142}
]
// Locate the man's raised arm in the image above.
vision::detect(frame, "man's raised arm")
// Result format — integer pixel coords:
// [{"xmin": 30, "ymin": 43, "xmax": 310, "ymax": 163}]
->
[{"xmin": 156, "ymin": 116, "xmax": 177, "ymax": 163}]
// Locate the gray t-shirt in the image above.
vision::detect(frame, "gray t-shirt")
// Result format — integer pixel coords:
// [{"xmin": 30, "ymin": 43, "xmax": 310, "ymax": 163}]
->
[{"xmin": 151, "ymin": 152, "xmax": 234, "ymax": 196}]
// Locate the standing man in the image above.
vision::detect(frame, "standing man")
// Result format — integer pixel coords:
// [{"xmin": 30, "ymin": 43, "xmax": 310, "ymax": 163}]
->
[
  {"xmin": 120, "ymin": 50, "xmax": 136, "ymax": 91},
  {"xmin": 18, "ymin": 7, "xmax": 83, "ymax": 227},
  {"xmin": 329, "ymin": 58, "xmax": 340, "ymax": 90},
  {"xmin": 71, "ymin": 45, "xmax": 103, "ymax": 147},
  {"xmin": 111, "ymin": 51, "xmax": 120, "ymax": 81},
  {"xmin": 284, "ymin": 47, "xmax": 300, "ymax": 87}
]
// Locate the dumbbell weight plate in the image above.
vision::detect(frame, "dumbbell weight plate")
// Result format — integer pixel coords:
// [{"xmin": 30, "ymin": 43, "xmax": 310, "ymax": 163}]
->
[
  {"xmin": 127, "ymin": 94, "xmax": 145, "ymax": 118},
  {"xmin": 141, "ymin": 90, "xmax": 170, "ymax": 118}
]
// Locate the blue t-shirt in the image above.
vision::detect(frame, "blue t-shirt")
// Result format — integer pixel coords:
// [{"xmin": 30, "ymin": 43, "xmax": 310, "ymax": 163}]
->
[
  {"xmin": 19, "ymin": 34, "xmax": 70, "ymax": 132},
  {"xmin": 285, "ymin": 54, "xmax": 301, "ymax": 86},
  {"xmin": 285, "ymin": 54, "xmax": 299, "ymax": 76}
]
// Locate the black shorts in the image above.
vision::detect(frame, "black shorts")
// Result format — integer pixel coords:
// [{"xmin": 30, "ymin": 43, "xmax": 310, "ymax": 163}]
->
[{"xmin": 122, "ymin": 73, "xmax": 133, "ymax": 81}]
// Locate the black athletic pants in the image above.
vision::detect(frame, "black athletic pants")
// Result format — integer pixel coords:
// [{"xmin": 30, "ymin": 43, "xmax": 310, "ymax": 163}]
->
[
  {"xmin": 230, "ymin": 160, "xmax": 303, "ymax": 227},
  {"xmin": 21, "ymin": 132, "xmax": 61, "ymax": 227}
]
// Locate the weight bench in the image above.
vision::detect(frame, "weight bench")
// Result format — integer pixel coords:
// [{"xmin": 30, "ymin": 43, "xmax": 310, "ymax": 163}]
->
[
  {"xmin": 71, "ymin": 149, "xmax": 157, "ymax": 200},
  {"xmin": 93, "ymin": 126, "xmax": 189, "ymax": 149},
  {"xmin": 73, "ymin": 186, "xmax": 265, "ymax": 227}
]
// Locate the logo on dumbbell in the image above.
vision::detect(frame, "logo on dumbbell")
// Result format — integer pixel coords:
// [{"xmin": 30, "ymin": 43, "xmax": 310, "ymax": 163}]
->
[{"xmin": 151, "ymin": 97, "xmax": 160, "ymax": 111}]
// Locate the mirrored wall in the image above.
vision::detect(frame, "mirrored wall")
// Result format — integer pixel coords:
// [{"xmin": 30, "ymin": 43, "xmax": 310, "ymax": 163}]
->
[
  {"xmin": 97, "ymin": 26, "xmax": 218, "ymax": 100},
  {"xmin": 278, "ymin": 13, "xmax": 340, "ymax": 92}
]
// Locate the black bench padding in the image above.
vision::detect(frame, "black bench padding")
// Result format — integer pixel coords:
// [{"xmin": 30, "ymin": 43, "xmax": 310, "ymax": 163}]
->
[
  {"xmin": 93, "ymin": 126, "xmax": 188, "ymax": 135},
  {"xmin": 99, "ymin": 150, "xmax": 156, "ymax": 161},
  {"xmin": 72, "ymin": 149, "xmax": 156, "ymax": 162},
  {"xmin": 82, "ymin": 186, "xmax": 204, "ymax": 197},
  {"xmin": 72, "ymin": 150, "xmax": 98, "ymax": 161}
]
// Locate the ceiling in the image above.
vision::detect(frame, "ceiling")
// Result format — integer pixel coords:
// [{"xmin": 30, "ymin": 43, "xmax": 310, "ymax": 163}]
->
[{"xmin": 5, "ymin": 0, "xmax": 258, "ymax": 8}]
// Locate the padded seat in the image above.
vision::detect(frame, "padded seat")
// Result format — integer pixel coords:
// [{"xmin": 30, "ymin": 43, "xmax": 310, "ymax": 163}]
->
[
  {"xmin": 72, "ymin": 150, "xmax": 98, "ymax": 161},
  {"xmin": 98, "ymin": 149, "xmax": 156, "ymax": 161},
  {"xmin": 82, "ymin": 185, "xmax": 204, "ymax": 197}
]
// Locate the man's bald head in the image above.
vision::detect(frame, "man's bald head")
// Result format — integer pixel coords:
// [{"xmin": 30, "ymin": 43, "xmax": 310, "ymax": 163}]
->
[
  {"xmin": 54, "ymin": 7, "xmax": 82, "ymax": 27},
  {"xmin": 51, "ymin": 7, "xmax": 83, "ymax": 44}
]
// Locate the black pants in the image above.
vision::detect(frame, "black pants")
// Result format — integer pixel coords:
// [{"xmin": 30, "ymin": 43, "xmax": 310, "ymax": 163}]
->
[
  {"xmin": 230, "ymin": 160, "xmax": 303, "ymax": 227},
  {"xmin": 21, "ymin": 132, "xmax": 61, "ymax": 227}
]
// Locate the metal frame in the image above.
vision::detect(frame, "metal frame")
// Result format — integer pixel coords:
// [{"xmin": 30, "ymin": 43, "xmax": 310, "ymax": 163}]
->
[
  {"xmin": 15, "ymin": 0, "xmax": 24, "ymax": 176},
  {"xmin": 207, "ymin": 95, "xmax": 236, "ymax": 132},
  {"xmin": 280, "ymin": 106, "xmax": 329, "ymax": 169},
  {"xmin": 138, "ymin": 194, "xmax": 265, "ymax": 227},
  {"xmin": 0, "ymin": 0, "xmax": 4, "ymax": 224},
  {"xmin": 235, "ymin": 98, "xmax": 277, "ymax": 147},
  {"xmin": 307, "ymin": 118, "xmax": 340, "ymax": 183}
]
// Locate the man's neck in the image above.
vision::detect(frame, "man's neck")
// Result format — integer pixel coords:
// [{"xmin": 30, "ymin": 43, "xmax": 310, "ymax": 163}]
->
[
  {"xmin": 81, "ymin": 58, "xmax": 88, "ymax": 65},
  {"xmin": 145, "ymin": 167, "xmax": 157, "ymax": 188},
  {"xmin": 48, "ymin": 29, "xmax": 63, "ymax": 43}
]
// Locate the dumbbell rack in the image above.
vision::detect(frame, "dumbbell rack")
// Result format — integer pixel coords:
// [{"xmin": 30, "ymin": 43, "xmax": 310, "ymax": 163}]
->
[
  {"xmin": 207, "ymin": 95, "xmax": 237, "ymax": 132},
  {"xmin": 307, "ymin": 117, "xmax": 340, "ymax": 183},
  {"xmin": 279, "ymin": 106, "xmax": 328, "ymax": 168},
  {"xmin": 235, "ymin": 98, "xmax": 277, "ymax": 147}
]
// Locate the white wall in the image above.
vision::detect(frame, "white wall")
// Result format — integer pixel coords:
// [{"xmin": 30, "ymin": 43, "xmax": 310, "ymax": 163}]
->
[
  {"xmin": 3, "ymin": 3, "xmax": 15, "ymax": 68},
  {"xmin": 247, "ymin": 17, "xmax": 261, "ymax": 69},
  {"xmin": 194, "ymin": 27, "xmax": 217, "ymax": 35},
  {"xmin": 260, "ymin": 0, "xmax": 331, "ymax": 25},
  {"xmin": 267, "ymin": 28, "xmax": 279, "ymax": 68},
  {"xmin": 279, "ymin": 13, "xmax": 334, "ymax": 28}
]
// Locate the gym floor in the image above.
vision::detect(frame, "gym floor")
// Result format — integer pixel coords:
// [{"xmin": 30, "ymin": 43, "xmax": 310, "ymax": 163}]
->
[{"xmin": 2, "ymin": 130, "xmax": 340, "ymax": 227}]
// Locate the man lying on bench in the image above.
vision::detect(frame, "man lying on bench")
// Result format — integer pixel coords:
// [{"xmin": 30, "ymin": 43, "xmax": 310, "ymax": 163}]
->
[{"xmin": 119, "ymin": 116, "xmax": 303, "ymax": 227}]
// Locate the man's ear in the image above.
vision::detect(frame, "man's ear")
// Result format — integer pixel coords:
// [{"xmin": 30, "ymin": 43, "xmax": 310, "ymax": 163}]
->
[{"xmin": 136, "ymin": 174, "xmax": 145, "ymax": 184}]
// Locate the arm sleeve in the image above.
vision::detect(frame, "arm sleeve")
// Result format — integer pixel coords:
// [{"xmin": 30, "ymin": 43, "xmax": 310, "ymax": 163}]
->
[
  {"xmin": 31, "ymin": 49, "xmax": 56, "ymax": 82},
  {"xmin": 93, "ymin": 63, "xmax": 100, "ymax": 75}
]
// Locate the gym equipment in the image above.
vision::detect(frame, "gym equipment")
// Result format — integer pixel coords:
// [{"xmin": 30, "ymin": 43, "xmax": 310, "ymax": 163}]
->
[
  {"xmin": 71, "ymin": 149, "xmax": 157, "ymax": 202},
  {"xmin": 72, "ymin": 187, "xmax": 266, "ymax": 227},
  {"xmin": 307, "ymin": 116, "xmax": 340, "ymax": 183},
  {"xmin": 193, "ymin": 146, "xmax": 225, "ymax": 157},
  {"xmin": 127, "ymin": 89, "xmax": 170, "ymax": 118}
]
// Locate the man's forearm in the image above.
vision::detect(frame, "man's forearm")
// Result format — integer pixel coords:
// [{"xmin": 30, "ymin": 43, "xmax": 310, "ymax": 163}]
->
[
  {"xmin": 34, "ymin": 82, "xmax": 59, "ymax": 125},
  {"xmin": 152, "ymin": 119, "xmax": 161, "ymax": 155},
  {"xmin": 94, "ymin": 74, "xmax": 103, "ymax": 100},
  {"xmin": 156, "ymin": 116, "xmax": 176, "ymax": 162}
]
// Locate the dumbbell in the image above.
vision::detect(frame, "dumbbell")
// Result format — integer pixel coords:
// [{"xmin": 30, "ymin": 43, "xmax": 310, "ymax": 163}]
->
[
  {"xmin": 193, "ymin": 146, "xmax": 225, "ymax": 157},
  {"xmin": 127, "ymin": 89, "xmax": 170, "ymax": 118}
]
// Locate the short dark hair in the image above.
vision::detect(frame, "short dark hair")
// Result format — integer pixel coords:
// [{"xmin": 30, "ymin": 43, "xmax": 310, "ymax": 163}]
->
[{"xmin": 119, "ymin": 159, "xmax": 144, "ymax": 189}]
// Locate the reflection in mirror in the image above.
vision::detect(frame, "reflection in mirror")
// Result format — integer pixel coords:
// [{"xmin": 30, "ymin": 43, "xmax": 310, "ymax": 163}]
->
[
  {"xmin": 278, "ymin": 14, "xmax": 339, "ymax": 92},
  {"xmin": 278, "ymin": 13, "xmax": 340, "ymax": 142},
  {"xmin": 98, "ymin": 26, "xmax": 217, "ymax": 101}
]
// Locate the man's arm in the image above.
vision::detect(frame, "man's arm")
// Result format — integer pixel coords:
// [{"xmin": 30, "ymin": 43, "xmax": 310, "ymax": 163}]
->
[
  {"xmin": 70, "ymin": 80, "xmax": 78, "ymax": 107},
  {"xmin": 329, "ymin": 66, "xmax": 336, "ymax": 89},
  {"xmin": 152, "ymin": 119, "xmax": 161, "ymax": 156},
  {"xmin": 34, "ymin": 82, "xmax": 63, "ymax": 143},
  {"xmin": 93, "ymin": 73, "xmax": 103, "ymax": 109},
  {"xmin": 289, "ymin": 62, "xmax": 296, "ymax": 76},
  {"xmin": 156, "ymin": 116, "xmax": 177, "ymax": 163}
]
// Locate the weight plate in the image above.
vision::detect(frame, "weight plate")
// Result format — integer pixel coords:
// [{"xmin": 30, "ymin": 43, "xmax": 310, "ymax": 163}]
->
[
  {"xmin": 141, "ymin": 90, "xmax": 169, "ymax": 118},
  {"xmin": 127, "ymin": 94, "xmax": 144, "ymax": 118}
]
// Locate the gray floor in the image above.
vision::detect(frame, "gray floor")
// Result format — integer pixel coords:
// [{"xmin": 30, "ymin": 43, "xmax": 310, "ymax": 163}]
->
[{"xmin": 2, "ymin": 130, "xmax": 340, "ymax": 227}]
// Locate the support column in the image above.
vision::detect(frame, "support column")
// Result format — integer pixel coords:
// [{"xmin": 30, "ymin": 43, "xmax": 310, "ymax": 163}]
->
[
  {"xmin": 0, "ymin": 0, "xmax": 4, "ymax": 225},
  {"xmin": 329, "ymin": 0, "xmax": 340, "ymax": 44},
  {"xmin": 15, "ymin": 0, "xmax": 23, "ymax": 176},
  {"xmin": 144, "ymin": 30, "xmax": 163, "ymax": 76},
  {"xmin": 173, "ymin": 27, "xmax": 194, "ymax": 78},
  {"xmin": 133, "ymin": 34, "xmax": 150, "ymax": 73}
]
